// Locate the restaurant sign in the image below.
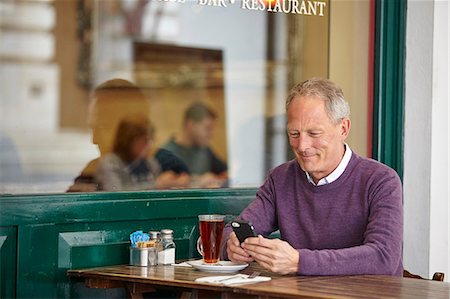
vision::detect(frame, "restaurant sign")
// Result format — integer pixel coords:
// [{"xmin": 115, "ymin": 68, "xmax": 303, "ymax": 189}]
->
[{"xmin": 159, "ymin": 0, "xmax": 327, "ymax": 16}]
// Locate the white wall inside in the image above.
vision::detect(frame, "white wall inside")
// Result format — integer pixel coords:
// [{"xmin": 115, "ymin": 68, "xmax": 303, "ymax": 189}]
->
[{"xmin": 404, "ymin": 0, "xmax": 449, "ymax": 281}]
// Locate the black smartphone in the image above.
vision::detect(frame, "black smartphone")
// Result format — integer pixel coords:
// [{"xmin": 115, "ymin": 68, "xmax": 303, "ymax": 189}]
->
[{"xmin": 231, "ymin": 220, "xmax": 256, "ymax": 244}]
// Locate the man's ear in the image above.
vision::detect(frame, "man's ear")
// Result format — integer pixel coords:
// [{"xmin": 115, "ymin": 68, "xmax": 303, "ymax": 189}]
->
[{"xmin": 340, "ymin": 118, "xmax": 351, "ymax": 139}]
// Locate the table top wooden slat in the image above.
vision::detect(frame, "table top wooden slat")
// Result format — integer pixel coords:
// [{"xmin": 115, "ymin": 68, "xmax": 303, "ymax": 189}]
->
[
  {"xmin": 237, "ymin": 275, "xmax": 450, "ymax": 299},
  {"xmin": 70, "ymin": 264, "xmax": 231, "ymax": 292},
  {"xmin": 68, "ymin": 263, "xmax": 450, "ymax": 299}
]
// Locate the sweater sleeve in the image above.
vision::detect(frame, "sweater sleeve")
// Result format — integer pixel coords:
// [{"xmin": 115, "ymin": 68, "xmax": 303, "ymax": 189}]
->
[
  {"xmin": 221, "ymin": 173, "xmax": 278, "ymax": 260},
  {"xmin": 298, "ymin": 168, "xmax": 403, "ymax": 276}
]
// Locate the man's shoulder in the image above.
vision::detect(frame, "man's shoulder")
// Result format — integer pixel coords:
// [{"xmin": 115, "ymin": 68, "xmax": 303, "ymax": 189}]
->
[
  {"xmin": 155, "ymin": 148, "xmax": 176, "ymax": 159},
  {"xmin": 348, "ymin": 153, "xmax": 402, "ymax": 206},
  {"xmin": 161, "ymin": 139, "xmax": 178, "ymax": 151},
  {"xmin": 350, "ymin": 153, "xmax": 401, "ymax": 181}
]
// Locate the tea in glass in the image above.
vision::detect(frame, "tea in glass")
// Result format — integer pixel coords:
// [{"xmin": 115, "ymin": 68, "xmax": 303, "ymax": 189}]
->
[{"xmin": 197, "ymin": 214, "xmax": 225, "ymax": 264}]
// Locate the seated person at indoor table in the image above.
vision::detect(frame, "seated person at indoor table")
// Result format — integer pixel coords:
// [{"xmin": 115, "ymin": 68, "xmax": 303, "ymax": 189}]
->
[
  {"xmin": 96, "ymin": 115, "xmax": 189, "ymax": 191},
  {"xmin": 162, "ymin": 102, "xmax": 228, "ymax": 188},
  {"xmin": 67, "ymin": 79, "xmax": 189, "ymax": 192},
  {"xmin": 221, "ymin": 78, "xmax": 403, "ymax": 276}
]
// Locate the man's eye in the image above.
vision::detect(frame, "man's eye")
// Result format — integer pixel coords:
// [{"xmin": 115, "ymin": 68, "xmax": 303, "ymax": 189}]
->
[
  {"xmin": 288, "ymin": 132, "xmax": 300, "ymax": 138},
  {"xmin": 309, "ymin": 132, "xmax": 321, "ymax": 137}
]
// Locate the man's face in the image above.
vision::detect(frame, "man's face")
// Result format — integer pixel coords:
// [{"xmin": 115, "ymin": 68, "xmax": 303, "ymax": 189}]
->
[
  {"xmin": 287, "ymin": 96, "xmax": 350, "ymax": 182},
  {"xmin": 187, "ymin": 117, "xmax": 214, "ymax": 147}
]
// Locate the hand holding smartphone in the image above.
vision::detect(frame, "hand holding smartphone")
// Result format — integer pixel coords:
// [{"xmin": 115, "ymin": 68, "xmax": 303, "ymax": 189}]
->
[{"xmin": 231, "ymin": 220, "xmax": 256, "ymax": 244}]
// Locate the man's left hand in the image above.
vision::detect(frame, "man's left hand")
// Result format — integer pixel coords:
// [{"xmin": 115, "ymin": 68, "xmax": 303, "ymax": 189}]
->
[{"xmin": 242, "ymin": 235, "xmax": 299, "ymax": 275}]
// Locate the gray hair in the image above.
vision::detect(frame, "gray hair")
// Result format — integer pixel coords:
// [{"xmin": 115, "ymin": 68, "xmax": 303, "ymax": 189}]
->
[{"xmin": 286, "ymin": 78, "xmax": 350, "ymax": 123}]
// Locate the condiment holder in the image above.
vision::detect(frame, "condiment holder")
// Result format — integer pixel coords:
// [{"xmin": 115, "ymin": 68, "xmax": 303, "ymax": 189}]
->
[{"xmin": 129, "ymin": 246, "xmax": 157, "ymax": 267}]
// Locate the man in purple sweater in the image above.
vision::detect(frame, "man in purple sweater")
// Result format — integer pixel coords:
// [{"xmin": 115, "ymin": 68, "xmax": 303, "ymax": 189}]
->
[{"xmin": 222, "ymin": 78, "xmax": 403, "ymax": 276}]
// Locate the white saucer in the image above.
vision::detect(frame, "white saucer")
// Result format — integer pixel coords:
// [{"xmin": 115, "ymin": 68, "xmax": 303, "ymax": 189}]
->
[{"xmin": 187, "ymin": 260, "xmax": 249, "ymax": 273}]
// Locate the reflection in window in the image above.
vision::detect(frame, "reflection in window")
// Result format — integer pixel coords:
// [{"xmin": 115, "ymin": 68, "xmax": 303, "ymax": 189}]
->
[{"xmin": 0, "ymin": 0, "xmax": 371, "ymax": 194}]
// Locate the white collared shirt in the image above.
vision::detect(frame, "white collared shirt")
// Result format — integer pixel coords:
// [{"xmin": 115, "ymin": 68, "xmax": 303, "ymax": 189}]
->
[{"xmin": 305, "ymin": 144, "xmax": 352, "ymax": 186}]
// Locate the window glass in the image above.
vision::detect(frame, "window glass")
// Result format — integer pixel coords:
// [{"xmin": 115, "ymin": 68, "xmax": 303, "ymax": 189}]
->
[{"xmin": 0, "ymin": 0, "xmax": 370, "ymax": 194}]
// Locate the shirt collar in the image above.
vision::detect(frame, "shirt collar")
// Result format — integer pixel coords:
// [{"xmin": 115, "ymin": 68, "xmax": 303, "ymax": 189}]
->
[{"xmin": 305, "ymin": 144, "xmax": 352, "ymax": 186}]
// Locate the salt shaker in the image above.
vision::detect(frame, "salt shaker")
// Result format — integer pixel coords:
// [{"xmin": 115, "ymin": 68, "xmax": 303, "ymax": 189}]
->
[
  {"xmin": 147, "ymin": 231, "xmax": 160, "ymax": 266},
  {"xmin": 157, "ymin": 229, "xmax": 176, "ymax": 265},
  {"xmin": 149, "ymin": 231, "xmax": 160, "ymax": 243}
]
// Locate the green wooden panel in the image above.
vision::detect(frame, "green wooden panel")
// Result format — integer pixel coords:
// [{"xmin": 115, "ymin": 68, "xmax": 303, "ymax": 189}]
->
[
  {"xmin": 372, "ymin": 0, "xmax": 407, "ymax": 178},
  {"xmin": 16, "ymin": 220, "xmax": 200, "ymax": 298},
  {"xmin": 17, "ymin": 224, "xmax": 58, "ymax": 298},
  {"xmin": 0, "ymin": 188, "xmax": 257, "ymax": 226},
  {"xmin": 1, "ymin": 188, "xmax": 256, "ymax": 298},
  {"xmin": 0, "ymin": 226, "xmax": 17, "ymax": 298}
]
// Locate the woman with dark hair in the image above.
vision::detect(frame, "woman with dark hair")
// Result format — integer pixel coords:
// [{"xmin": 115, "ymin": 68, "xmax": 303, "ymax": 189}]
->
[
  {"xmin": 95, "ymin": 115, "xmax": 159, "ymax": 191},
  {"xmin": 96, "ymin": 115, "xmax": 190, "ymax": 191}
]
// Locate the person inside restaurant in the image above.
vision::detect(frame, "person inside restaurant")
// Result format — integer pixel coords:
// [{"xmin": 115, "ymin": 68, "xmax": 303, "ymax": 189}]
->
[
  {"xmin": 222, "ymin": 78, "xmax": 403, "ymax": 276},
  {"xmin": 67, "ymin": 78, "xmax": 190, "ymax": 192},
  {"xmin": 95, "ymin": 115, "xmax": 189, "ymax": 191},
  {"xmin": 162, "ymin": 102, "xmax": 228, "ymax": 188}
]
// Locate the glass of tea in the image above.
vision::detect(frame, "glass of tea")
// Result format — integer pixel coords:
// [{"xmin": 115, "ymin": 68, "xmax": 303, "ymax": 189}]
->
[{"xmin": 197, "ymin": 214, "xmax": 225, "ymax": 264}]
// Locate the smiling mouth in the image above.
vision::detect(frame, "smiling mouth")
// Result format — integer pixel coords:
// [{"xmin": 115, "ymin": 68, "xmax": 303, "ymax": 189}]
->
[
  {"xmin": 299, "ymin": 154, "xmax": 316, "ymax": 161},
  {"xmin": 301, "ymin": 156, "xmax": 314, "ymax": 159}
]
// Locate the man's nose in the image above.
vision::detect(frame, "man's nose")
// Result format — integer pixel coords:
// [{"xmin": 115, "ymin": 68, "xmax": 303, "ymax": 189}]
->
[{"xmin": 295, "ymin": 134, "xmax": 311, "ymax": 152}]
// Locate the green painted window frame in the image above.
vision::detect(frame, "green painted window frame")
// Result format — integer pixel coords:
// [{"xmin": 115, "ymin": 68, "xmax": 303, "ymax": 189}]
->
[{"xmin": 372, "ymin": 0, "xmax": 407, "ymax": 178}]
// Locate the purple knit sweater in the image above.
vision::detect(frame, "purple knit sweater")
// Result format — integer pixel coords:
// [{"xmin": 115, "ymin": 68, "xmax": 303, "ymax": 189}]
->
[{"xmin": 221, "ymin": 152, "xmax": 403, "ymax": 276}]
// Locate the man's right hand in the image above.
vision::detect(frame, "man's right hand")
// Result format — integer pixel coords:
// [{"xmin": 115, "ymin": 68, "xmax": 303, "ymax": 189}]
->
[{"xmin": 226, "ymin": 232, "xmax": 255, "ymax": 263}]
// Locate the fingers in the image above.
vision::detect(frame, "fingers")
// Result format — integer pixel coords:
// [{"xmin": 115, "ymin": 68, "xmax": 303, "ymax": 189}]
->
[
  {"xmin": 228, "ymin": 233, "xmax": 299, "ymax": 274},
  {"xmin": 242, "ymin": 236, "xmax": 299, "ymax": 275},
  {"xmin": 242, "ymin": 235, "xmax": 272, "ymax": 255},
  {"xmin": 243, "ymin": 234, "xmax": 272, "ymax": 247},
  {"xmin": 242, "ymin": 236, "xmax": 276, "ymax": 264},
  {"xmin": 227, "ymin": 232, "xmax": 254, "ymax": 263},
  {"xmin": 229, "ymin": 232, "xmax": 240, "ymax": 247}
]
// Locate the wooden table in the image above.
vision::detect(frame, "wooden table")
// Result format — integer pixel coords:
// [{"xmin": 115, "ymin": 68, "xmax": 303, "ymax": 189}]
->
[{"xmin": 68, "ymin": 263, "xmax": 450, "ymax": 299}]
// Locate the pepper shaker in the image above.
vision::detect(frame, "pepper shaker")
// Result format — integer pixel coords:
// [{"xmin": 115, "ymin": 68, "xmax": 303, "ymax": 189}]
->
[{"xmin": 157, "ymin": 229, "xmax": 176, "ymax": 265}]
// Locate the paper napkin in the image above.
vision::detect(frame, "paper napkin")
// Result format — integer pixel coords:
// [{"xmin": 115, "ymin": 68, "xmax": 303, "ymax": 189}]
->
[{"xmin": 195, "ymin": 274, "xmax": 271, "ymax": 285}]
